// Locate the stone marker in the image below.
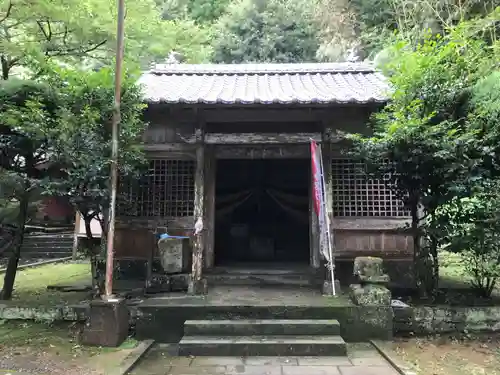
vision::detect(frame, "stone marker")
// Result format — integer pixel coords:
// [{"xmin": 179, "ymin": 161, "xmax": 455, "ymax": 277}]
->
[{"xmin": 158, "ymin": 237, "xmax": 190, "ymax": 274}]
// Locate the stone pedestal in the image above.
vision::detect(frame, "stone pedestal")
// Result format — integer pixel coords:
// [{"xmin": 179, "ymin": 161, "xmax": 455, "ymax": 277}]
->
[
  {"xmin": 349, "ymin": 284, "xmax": 391, "ymax": 305},
  {"xmin": 188, "ymin": 278, "xmax": 208, "ymax": 295},
  {"xmin": 81, "ymin": 298, "xmax": 129, "ymax": 347}
]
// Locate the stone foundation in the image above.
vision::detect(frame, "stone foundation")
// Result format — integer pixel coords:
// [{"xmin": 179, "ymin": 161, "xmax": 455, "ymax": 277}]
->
[{"xmin": 394, "ymin": 305, "xmax": 500, "ymax": 334}]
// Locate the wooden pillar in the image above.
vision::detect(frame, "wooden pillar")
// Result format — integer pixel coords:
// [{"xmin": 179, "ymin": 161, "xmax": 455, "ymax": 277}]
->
[
  {"xmin": 204, "ymin": 145, "xmax": 216, "ymax": 269},
  {"xmin": 188, "ymin": 127, "xmax": 207, "ymax": 295}
]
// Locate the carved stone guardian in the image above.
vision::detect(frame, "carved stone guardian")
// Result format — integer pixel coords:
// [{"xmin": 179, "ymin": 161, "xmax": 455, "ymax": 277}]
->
[{"xmin": 349, "ymin": 256, "xmax": 391, "ymax": 305}]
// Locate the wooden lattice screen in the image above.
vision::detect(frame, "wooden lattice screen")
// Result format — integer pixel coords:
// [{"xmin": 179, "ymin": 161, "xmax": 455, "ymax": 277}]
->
[
  {"xmin": 331, "ymin": 158, "xmax": 408, "ymax": 217},
  {"xmin": 118, "ymin": 159, "xmax": 195, "ymax": 217}
]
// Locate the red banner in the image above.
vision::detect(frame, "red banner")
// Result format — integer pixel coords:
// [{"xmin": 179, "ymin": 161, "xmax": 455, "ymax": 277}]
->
[{"xmin": 310, "ymin": 140, "xmax": 322, "ymax": 216}]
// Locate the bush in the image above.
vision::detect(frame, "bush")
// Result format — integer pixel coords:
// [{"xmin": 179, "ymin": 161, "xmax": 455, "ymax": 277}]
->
[{"xmin": 439, "ymin": 180, "xmax": 500, "ymax": 297}]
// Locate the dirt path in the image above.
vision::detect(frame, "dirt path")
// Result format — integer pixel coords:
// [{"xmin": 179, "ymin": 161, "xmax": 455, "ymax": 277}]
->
[{"xmin": 381, "ymin": 334, "xmax": 500, "ymax": 375}]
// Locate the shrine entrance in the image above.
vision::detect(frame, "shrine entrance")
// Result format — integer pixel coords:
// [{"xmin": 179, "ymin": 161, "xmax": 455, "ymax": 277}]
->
[{"xmin": 214, "ymin": 158, "xmax": 310, "ymax": 266}]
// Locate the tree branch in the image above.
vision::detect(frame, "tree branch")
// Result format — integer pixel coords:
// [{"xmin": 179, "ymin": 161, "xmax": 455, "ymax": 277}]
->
[
  {"xmin": 37, "ymin": 20, "xmax": 50, "ymax": 41},
  {"xmin": 0, "ymin": 1, "xmax": 12, "ymax": 24},
  {"xmin": 45, "ymin": 39, "xmax": 107, "ymax": 57}
]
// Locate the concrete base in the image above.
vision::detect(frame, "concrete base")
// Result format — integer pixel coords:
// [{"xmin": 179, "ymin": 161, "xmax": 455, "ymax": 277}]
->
[
  {"xmin": 322, "ymin": 280, "xmax": 342, "ymax": 296},
  {"xmin": 188, "ymin": 278, "xmax": 208, "ymax": 295},
  {"xmin": 135, "ymin": 285, "xmax": 393, "ymax": 343},
  {"xmin": 81, "ymin": 298, "xmax": 129, "ymax": 347}
]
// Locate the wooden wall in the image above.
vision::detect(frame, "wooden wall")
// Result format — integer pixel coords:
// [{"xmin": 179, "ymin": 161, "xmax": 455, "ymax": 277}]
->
[{"xmin": 114, "ymin": 103, "xmax": 412, "ymax": 266}]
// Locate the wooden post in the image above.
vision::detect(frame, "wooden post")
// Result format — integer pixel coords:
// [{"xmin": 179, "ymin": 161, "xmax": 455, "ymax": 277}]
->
[
  {"xmin": 322, "ymin": 129, "xmax": 334, "ymax": 251},
  {"xmin": 204, "ymin": 146, "xmax": 216, "ymax": 269},
  {"xmin": 188, "ymin": 127, "xmax": 207, "ymax": 295},
  {"xmin": 321, "ymin": 127, "xmax": 335, "ymax": 288}
]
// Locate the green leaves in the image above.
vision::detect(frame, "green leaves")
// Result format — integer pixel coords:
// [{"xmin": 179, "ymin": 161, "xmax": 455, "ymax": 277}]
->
[
  {"xmin": 348, "ymin": 9, "xmax": 500, "ymax": 297},
  {"xmin": 38, "ymin": 65, "xmax": 147, "ymax": 225},
  {"xmin": 212, "ymin": 0, "xmax": 319, "ymax": 63},
  {"xmin": 0, "ymin": 0, "xmax": 213, "ymax": 79}
]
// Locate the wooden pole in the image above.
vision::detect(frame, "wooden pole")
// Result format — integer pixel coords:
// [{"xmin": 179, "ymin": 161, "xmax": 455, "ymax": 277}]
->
[{"xmin": 104, "ymin": 0, "xmax": 125, "ymax": 299}]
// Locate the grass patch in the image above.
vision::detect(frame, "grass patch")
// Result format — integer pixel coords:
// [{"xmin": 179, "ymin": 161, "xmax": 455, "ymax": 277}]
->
[
  {"xmin": 0, "ymin": 320, "xmax": 138, "ymax": 354},
  {"xmin": 0, "ymin": 321, "xmax": 138, "ymax": 374},
  {"xmin": 439, "ymin": 251, "xmax": 472, "ymax": 288},
  {"xmin": 0, "ymin": 262, "xmax": 91, "ymax": 306}
]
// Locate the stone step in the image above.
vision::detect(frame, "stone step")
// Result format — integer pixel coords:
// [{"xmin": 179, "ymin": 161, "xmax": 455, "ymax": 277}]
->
[
  {"xmin": 24, "ymin": 235, "xmax": 73, "ymax": 240},
  {"xmin": 206, "ymin": 274, "xmax": 321, "ymax": 287},
  {"xmin": 23, "ymin": 238, "xmax": 73, "ymax": 247},
  {"xmin": 22, "ymin": 242, "xmax": 73, "ymax": 247},
  {"xmin": 184, "ymin": 319, "xmax": 341, "ymax": 336},
  {"xmin": 178, "ymin": 335, "xmax": 347, "ymax": 357},
  {"xmin": 21, "ymin": 252, "xmax": 72, "ymax": 259}
]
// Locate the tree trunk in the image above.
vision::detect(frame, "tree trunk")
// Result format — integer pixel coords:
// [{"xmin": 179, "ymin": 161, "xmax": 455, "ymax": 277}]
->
[
  {"xmin": 0, "ymin": 189, "xmax": 29, "ymax": 300},
  {"xmin": 83, "ymin": 216, "xmax": 100, "ymax": 295},
  {"xmin": 428, "ymin": 234, "xmax": 439, "ymax": 296},
  {"xmin": 1, "ymin": 56, "xmax": 9, "ymax": 80},
  {"xmin": 410, "ymin": 200, "xmax": 427, "ymax": 298}
]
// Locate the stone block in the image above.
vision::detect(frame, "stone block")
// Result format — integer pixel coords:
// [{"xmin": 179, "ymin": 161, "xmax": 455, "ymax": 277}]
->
[
  {"xmin": 188, "ymin": 278, "xmax": 208, "ymax": 295},
  {"xmin": 322, "ymin": 280, "xmax": 341, "ymax": 296},
  {"xmin": 349, "ymin": 284, "xmax": 391, "ymax": 306},
  {"xmin": 171, "ymin": 273, "xmax": 190, "ymax": 291},
  {"xmin": 158, "ymin": 237, "xmax": 191, "ymax": 274},
  {"xmin": 147, "ymin": 273, "xmax": 171, "ymax": 293},
  {"xmin": 349, "ymin": 306, "xmax": 393, "ymax": 341},
  {"xmin": 81, "ymin": 298, "xmax": 129, "ymax": 347}
]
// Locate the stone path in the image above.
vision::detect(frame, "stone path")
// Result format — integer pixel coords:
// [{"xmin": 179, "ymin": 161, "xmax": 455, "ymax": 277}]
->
[{"xmin": 129, "ymin": 344, "xmax": 400, "ymax": 375}]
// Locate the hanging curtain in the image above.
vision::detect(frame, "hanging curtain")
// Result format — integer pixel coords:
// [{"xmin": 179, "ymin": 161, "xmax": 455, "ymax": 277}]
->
[
  {"xmin": 216, "ymin": 189, "xmax": 253, "ymax": 205},
  {"xmin": 215, "ymin": 190, "xmax": 254, "ymax": 218},
  {"xmin": 266, "ymin": 188, "xmax": 309, "ymax": 206},
  {"xmin": 265, "ymin": 189, "xmax": 309, "ymax": 224}
]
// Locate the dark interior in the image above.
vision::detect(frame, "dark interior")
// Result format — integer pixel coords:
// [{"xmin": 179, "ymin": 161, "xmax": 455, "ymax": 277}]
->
[{"xmin": 214, "ymin": 159, "xmax": 310, "ymax": 265}]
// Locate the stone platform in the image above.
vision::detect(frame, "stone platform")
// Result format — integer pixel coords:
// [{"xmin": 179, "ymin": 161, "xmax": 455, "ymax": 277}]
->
[
  {"xmin": 129, "ymin": 343, "xmax": 401, "ymax": 375},
  {"xmin": 135, "ymin": 285, "xmax": 392, "ymax": 343}
]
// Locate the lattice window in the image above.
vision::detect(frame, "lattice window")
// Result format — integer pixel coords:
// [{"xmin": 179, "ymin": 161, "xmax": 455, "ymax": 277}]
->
[
  {"xmin": 331, "ymin": 159, "xmax": 408, "ymax": 217},
  {"xmin": 118, "ymin": 159, "xmax": 195, "ymax": 217}
]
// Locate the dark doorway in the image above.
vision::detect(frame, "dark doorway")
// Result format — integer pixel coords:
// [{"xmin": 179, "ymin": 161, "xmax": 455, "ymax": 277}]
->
[{"xmin": 214, "ymin": 159, "xmax": 310, "ymax": 265}]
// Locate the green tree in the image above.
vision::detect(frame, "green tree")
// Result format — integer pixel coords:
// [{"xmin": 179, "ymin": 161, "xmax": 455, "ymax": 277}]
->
[
  {"xmin": 213, "ymin": 0, "xmax": 319, "ymax": 63},
  {"xmin": 157, "ymin": 0, "xmax": 230, "ymax": 23},
  {"xmin": 0, "ymin": 79, "xmax": 59, "ymax": 300},
  {"xmin": 40, "ymin": 64, "xmax": 147, "ymax": 294},
  {"xmin": 437, "ymin": 181, "xmax": 500, "ymax": 297},
  {"xmin": 0, "ymin": 0, "xmax": 211, "ymax": 79},
  {"xmin": 348, "ymin": 11, "xmax": 499, "ymax": 297},
  {"xmin": 314, "ymin": 0, "xmax": 500, "ymax": 61}
]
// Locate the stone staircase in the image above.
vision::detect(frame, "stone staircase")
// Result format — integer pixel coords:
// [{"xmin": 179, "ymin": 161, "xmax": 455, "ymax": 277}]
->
[
  {"xmin": 206, "ymin": 266, "xmax": 322, "ymax": 288},
  {"xmin": 20, "ymin": 233, "xmax": 74, "ymax": 259},
  {"xmin": 179, "ymin": 319, "xmax": 347, "ymax": 356}
]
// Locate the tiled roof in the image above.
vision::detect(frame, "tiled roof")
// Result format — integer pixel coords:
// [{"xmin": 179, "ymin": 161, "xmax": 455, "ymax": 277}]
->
[{"xmin": 139, "ymin": 63, "xmax": 390, "ymax": 105}]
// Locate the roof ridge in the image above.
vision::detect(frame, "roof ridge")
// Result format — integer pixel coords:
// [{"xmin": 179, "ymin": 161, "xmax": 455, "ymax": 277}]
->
[{"xmin": 149, "ymin": 62, "xmax": 377, "ymax": 75}]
